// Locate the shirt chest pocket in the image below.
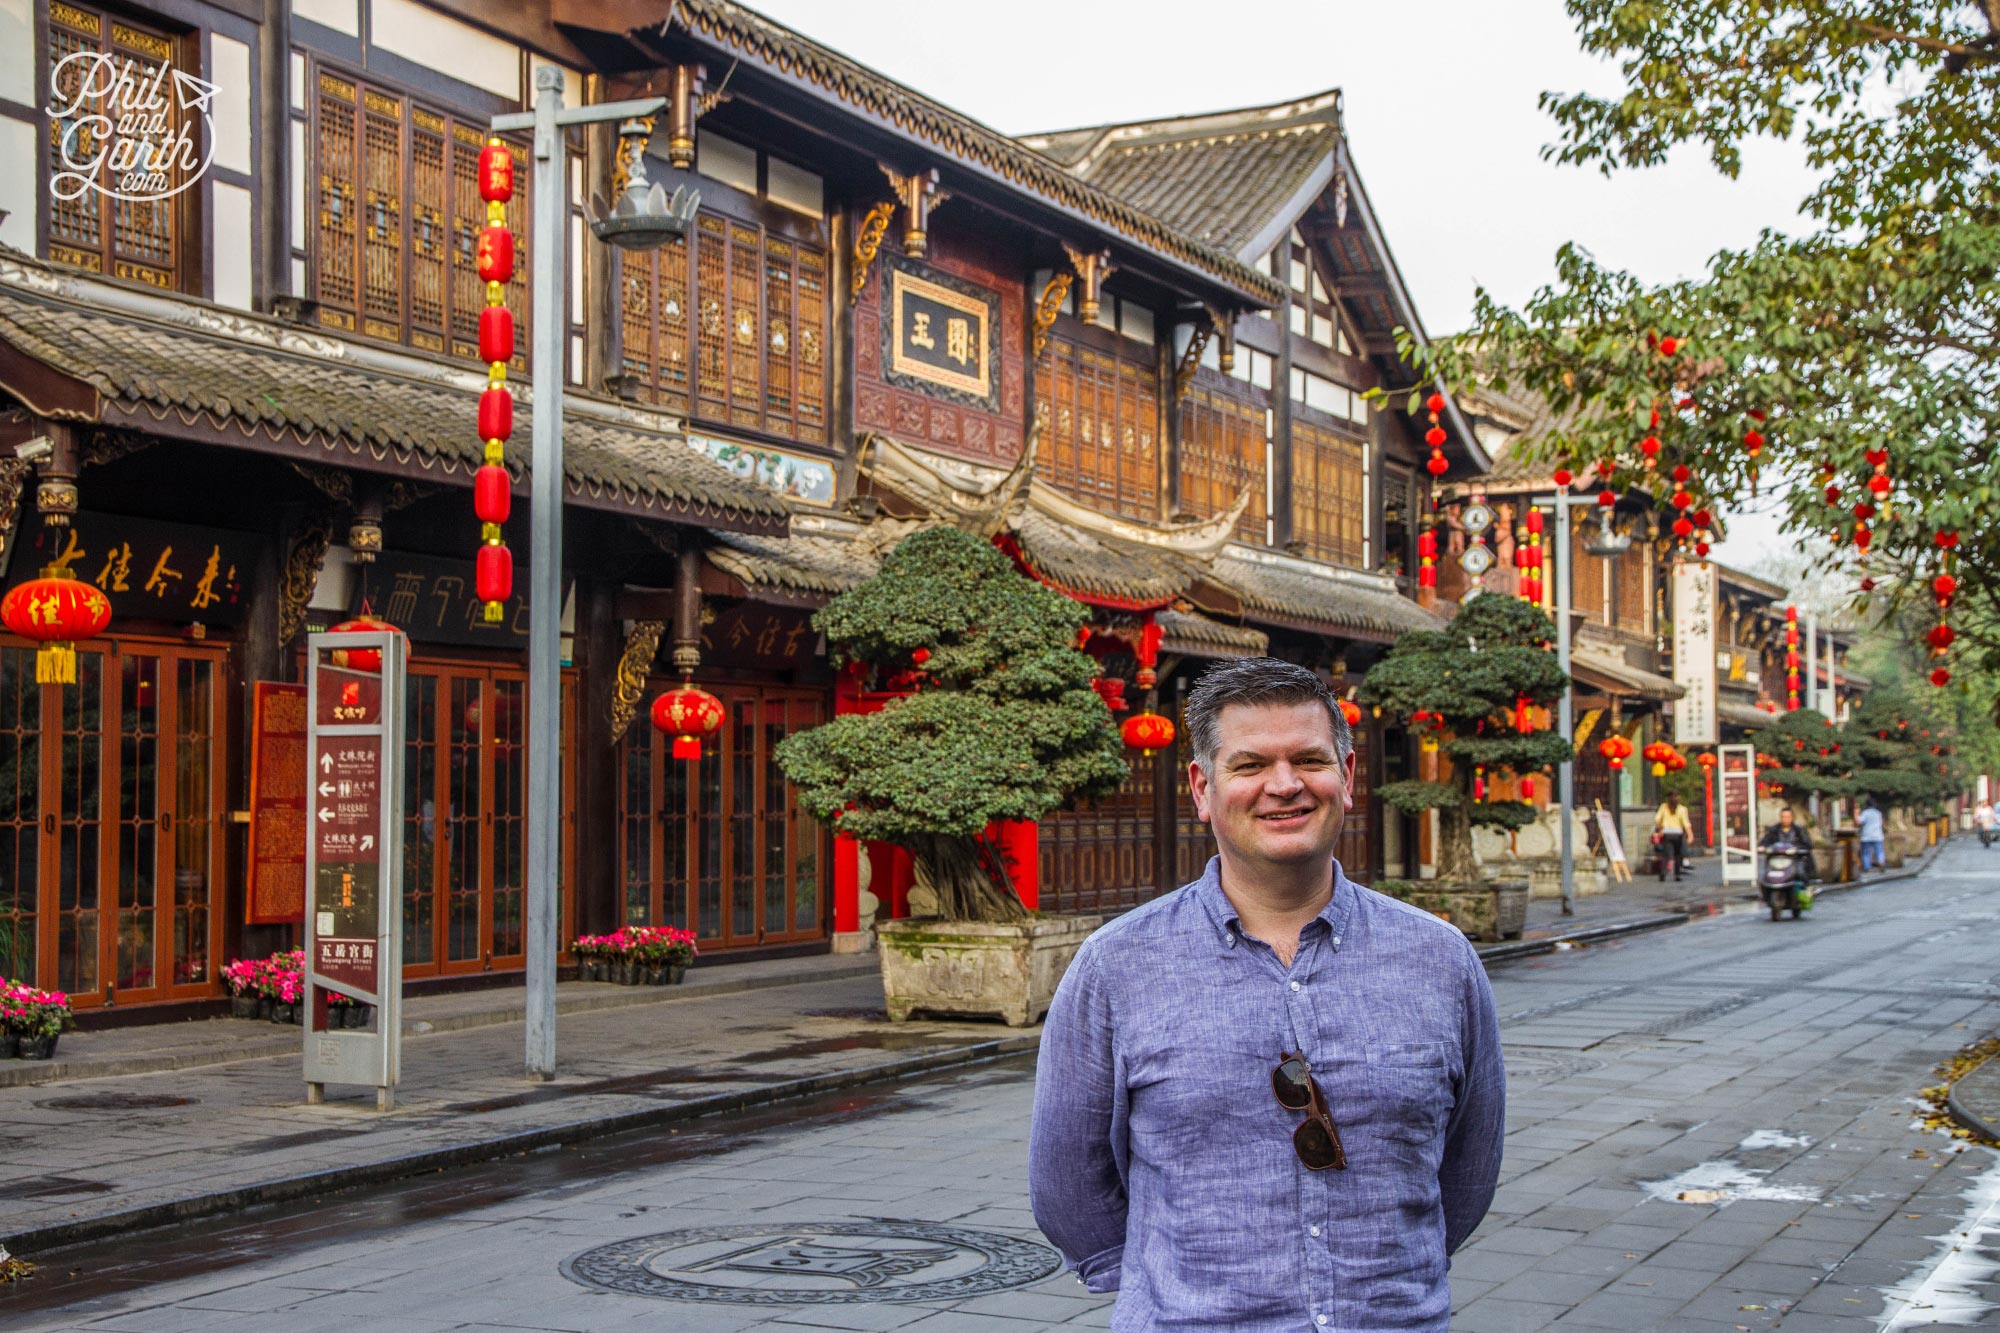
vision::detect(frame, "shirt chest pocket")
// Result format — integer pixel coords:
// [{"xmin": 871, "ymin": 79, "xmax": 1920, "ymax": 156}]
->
[{"xmin": 1365, "ymin": 1039, "xmax": 1454, "ymax": 1147}]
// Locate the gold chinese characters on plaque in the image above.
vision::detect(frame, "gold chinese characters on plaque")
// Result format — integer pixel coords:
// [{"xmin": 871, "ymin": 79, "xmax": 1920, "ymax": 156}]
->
[{"xmin": 889, "ymin": 267, "xmax": 992, "ymax": 400}]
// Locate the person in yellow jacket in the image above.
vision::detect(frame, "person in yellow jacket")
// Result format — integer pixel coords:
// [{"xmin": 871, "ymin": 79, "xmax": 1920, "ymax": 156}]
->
[{"xmin": 1653, "ymin": 794, "xmax": 1694, "ymax": 882}]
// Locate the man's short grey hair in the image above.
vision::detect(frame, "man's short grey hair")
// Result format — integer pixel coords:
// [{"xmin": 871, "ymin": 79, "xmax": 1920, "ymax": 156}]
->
[{"xmin": 1184, "ymin": 657, "xmax": 1353, "ymax": 773}]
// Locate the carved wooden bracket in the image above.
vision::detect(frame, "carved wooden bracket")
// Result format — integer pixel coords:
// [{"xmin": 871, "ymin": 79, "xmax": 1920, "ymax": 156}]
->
[
  {"xmin": 1174, "ymin": 322, "xmax": 1213, "ymax": 403},
  {"xmin": 1206, "ymin": 305, "xmax": 1236, "ymax": 376},
  {"xmin": 881, "ymin": 166, "xmax": 946, "ymax": 257},
  {"xmin": 851, "ymin": 200, "xmax": 896, "ymax": 302},
  {"xmin": 279, "ymin": 522, "xmax": 331, "ymax": 647},
  {"xmin": 0, "ymin": 457, "xmax": 29, "ymax": 570},
  {"xmin": 1031, "ymin": 272, "xmax": 1073, "ymax": 362},
  {"xmin": 609, "ymin": 619, "xmax": 666, "ymax": 745},
  {"xmin": 1061, "ymin": 242, "xmax": 1116, "ymax": 324}
]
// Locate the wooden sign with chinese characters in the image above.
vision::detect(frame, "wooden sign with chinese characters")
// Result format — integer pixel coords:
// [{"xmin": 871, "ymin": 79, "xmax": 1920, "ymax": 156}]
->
[
  {"xmin": 1671, "ymin": 561, "xmax": 1718, "ymax": 746},
  {"xmin": 4, "ymin": 511, "xmax": 255, "ymax": 626},
  {"xmin": 303, "ymin": 631, "xmax": 404, "ymax": 1111},
  {"xmin": 247, "ymin": 683, "xmax": 308, "ymax": 924},
  {"xmin": 702, "ymin": 604, "xmax": 816, "ymax": 669},
  {"xmin": 353, "ymin": 552, "xmax": 554, "ymax": 649},
  {"xmin": 885, "ymin": 259, "xmax": 996, "ymax": 406}
]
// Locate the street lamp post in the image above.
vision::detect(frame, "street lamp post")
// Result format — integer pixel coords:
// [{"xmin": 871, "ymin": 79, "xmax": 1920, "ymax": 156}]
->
[
  {"xmin": 1555, "ymin": 486, "xmax": 1575, "ymax": 917},
  {"xmin": 491, "ymin": 70, "xmax": 675, "ymax": 1082}
]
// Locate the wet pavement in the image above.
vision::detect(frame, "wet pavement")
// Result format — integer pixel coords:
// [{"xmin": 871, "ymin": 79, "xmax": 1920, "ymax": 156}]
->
[{"xmin": 4, "ymin": 840, "xmax": 1998, "ymax": 1330}]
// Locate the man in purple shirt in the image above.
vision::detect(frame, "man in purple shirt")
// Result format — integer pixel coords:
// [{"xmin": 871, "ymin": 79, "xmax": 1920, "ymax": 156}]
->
[{"xmin": 1030, "ymin": 658, "xmax": 1504, "ymax": 1331}]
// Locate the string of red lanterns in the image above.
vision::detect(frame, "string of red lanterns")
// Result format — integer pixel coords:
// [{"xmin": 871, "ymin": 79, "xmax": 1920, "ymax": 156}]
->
[
  {"xmin": 1517, "ymin": 508, "xmax": 1544, "ymax": 604},
  {"xmin": 1931, "ymin": 530, "xmax": 1959, "ymax": 687},
  {"xmin": 1784, "ymin": 605, "xmax": 1802, "ymax": 710},
  {"xmin": 473, "ymin": 139, "xmax": 517, "ymax": 623},
  {"xmin": 1423, "ymin": 392, "xmax": 1448, "ymax": 478},
  {"xmin": 1417, "ymin": 527, "xmax": 1437, "ymax": 590}
]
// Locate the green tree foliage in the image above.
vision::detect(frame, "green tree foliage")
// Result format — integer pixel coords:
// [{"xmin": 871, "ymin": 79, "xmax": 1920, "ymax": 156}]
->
[
  {"xmin": 1750, "ymin": 708, "xmax": 1855, "ymax": 804},
  {"xmin": 1409, "ymin": 2, "xmax": 2000, "ymax": 687},
  {"xmin": 1842, "ymin": 688, "xmax": 1952, "ymax": 813},
  {"xmin": 773, "ymin": 526, "xmax": 1127, "ymax": 921},
  {"xmin": 1357, "ymin": 595, "xmax": 1572, "ymax": 882}
]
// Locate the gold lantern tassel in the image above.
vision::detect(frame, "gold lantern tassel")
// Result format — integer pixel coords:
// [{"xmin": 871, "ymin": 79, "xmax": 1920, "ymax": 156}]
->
[{"xmin": 37, "ymin": 641, "xmax": 76, "ymax": 685}]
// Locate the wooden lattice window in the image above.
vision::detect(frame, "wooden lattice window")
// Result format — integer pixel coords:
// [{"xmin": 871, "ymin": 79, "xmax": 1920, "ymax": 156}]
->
[
  {"xmin": 1571, "ymin": 524, "xmax": 1607, "ymax": 623},
  {"xmin": 1291, "ymin": 417, "xmax": 1366, "ymax": 566},
  {"xmin": 1178, "ymin": 383, "xmax": 1268, "ymax": 543},
  {"xmin": 311, "ymin": 67, "xmax": 527, "ymax": 362},
  {"xmin": 46, "ymin": 3, "xmax": 186, "ymax": 289},
  {"xmin": 621, "ymin": 210, "xmax": 830, "ymax": 444},
  {"xmin": 1615, "ymin": 542, "xmax": 1650, "ymax": 632},
  {"xmin": 1033, "ymin": 335, "xmax": 1160, "ymax": 521}
]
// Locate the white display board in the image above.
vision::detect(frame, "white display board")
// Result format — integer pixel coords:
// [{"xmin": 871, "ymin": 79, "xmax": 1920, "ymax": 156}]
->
[
  {"xmin": 1719, "ymin": 743, "xmax": 1759, "ymax": 885},
  {"xmin": 1672, "ymin": 561, "xmax": 1718, "ymax": 746}
]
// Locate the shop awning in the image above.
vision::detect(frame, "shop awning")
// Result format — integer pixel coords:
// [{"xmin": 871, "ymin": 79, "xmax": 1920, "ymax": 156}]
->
[
  {"xmin": 1199, "ymin": 546, "xmax": 1442, "ymax": 642},
  {"xmin": 0, "ymin": 249, "xmax": 790, "ymax": 536},
  {"xmin": 1569, "ymin": 643, "xmax": 1684, "ymax": 702}
]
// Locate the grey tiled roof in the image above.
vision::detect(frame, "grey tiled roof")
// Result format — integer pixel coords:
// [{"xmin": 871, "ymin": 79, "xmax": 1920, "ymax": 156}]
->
[
  {"xmin": 1021, "ymin": 95, "xmax": 1340, "ymax": 257},
  {"xmin": 0, "ymin": 254, "xmax": 790, "ymax": 533},
  {"xmin": 1158, "ymin": 609, "xmax": 1268, "ymax": 659},
  {"xmin": 1007, "ymin": 505, "xmax": 1202, "ymax": 608},
  {"xmin": 1205, "ymin": 547, "xmax": 1443, "ymax": 642}
]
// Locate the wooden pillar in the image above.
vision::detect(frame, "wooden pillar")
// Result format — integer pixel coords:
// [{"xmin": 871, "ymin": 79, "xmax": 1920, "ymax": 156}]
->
[{"xmin": 576, "ymin": 572, "xmax": 622, "ymax": 936}]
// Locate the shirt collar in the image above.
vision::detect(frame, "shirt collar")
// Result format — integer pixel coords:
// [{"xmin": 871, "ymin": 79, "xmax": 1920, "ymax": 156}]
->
[{"xmin": 1193, "ymin": 854, "xmax": 1356, "ymax": 950}]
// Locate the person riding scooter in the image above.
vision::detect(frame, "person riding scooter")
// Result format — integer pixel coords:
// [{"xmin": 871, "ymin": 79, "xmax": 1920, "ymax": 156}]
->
[{"xmin": 1758, "ymin": 807, "xmax": 1817, "ymax": 920}]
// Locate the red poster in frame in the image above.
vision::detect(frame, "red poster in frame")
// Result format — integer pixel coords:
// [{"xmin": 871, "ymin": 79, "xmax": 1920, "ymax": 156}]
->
[{"xmin": 247, "ymin": 682, "xmax": 309, "ymax": 924}]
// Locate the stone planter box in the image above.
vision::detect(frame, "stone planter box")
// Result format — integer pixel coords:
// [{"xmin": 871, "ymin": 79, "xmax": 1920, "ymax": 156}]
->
[
  {"xmin": 1396, "ymin": 881, "xmax": 1530, "ymax": 943},
  {"xmin": 878, "ymin": 915, "xmax": 1102, "ymax": 1027}
]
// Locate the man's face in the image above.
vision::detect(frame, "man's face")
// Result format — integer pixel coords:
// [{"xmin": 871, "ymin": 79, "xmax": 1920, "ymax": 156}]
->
[
  {"xmin": 1188, "ymin": 700, "xmax": 1354, "ymax": 874},
  {"xmin": 1779, "ymin": 809, "xmax": 1795, "ymax": 829}
]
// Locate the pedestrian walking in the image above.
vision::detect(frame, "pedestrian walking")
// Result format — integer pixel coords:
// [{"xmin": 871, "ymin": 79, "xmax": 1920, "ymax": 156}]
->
[
  {"xmin": 1856, "ymin": 800, "xmax": 1886, "ymax": 872},
  {"xmin": 1977, "ymin": 799, "xmax": 1996, "ymax": 848},
  {"xmin": 1652, "ymin": 793, "xmax": 1694, "ymax": 881},
  {"xmin": 1029, "ymin": 658, "xmax": 1504, "ymax": 1332}
]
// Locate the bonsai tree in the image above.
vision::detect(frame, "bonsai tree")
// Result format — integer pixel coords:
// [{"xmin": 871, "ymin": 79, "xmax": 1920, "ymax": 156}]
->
[
  {"xmin": 1842, "ymin": 689, "xmax": 1944, "ymax": 819},
  {"xmin": 775, "ymin": 526, "xmax": 1128, "ymax": 921},
  {"xmin": 1748, "ymin": 708, "xmax": 1854, "ymax": 814},
  {"xmin": 1358, "ymin": 593, "xmax": 1571, "ymax": 883}
]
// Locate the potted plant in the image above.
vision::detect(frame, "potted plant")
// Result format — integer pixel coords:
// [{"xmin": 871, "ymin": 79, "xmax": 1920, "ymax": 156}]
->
[
  {"xmin": 0, "ymin": 980, "xmax": 22, "ymax": 1058},
  {"xmin": 268, "ymin": 952, "xmax": 303, "ymax": 1024},
  {"xmin": 630, "ymin": 926, "xmax": 696, "ymax": 984},
  {"xmin": 776, "ymin": 526, "xmax": 1129, "ymax": 1026},
  {"xmin": 8, "ymin": 983, "xmax": 73, "ymax": 1060},
  {"xmin": 1359, "ymin": 592, "xmax": 1572, "ymax": 943},
  {"xmin": 222, "ymin": 957, "xmax": 263, "ymax": 1019},
  {"xmin": 570, "ymin": 934, "xmax": 605, "ymax": 983}
]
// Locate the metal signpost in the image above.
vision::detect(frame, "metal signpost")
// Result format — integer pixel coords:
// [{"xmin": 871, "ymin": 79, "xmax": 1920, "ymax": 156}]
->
[
  {"xmin": 491, "ymin": 72, "xmax": 675, "ymax": 1082},
  {"xmin": 1719, "ymin": 742, "xmax": 1759, "ymax": 885},
  {"xmin": 303, "ymin": 630, "xmax": 405, "ymax": 1111},
  {"xmin": 1555, "ymin": 487, "xmax": 1576, "ymax": 916}
]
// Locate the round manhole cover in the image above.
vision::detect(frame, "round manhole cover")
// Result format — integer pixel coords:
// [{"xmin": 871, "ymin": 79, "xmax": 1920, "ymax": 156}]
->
[
  {"xmin": 562, "ymin": 1220, "xmax": 1062, "ymax": 1305},
  {"xmin": 1501, "ymin": 1050, "xmax": 1604, "ymax": 1086},
  {"xmin": 38, "ymin": 1092, "xmax": 194, "ymax": 1111}
]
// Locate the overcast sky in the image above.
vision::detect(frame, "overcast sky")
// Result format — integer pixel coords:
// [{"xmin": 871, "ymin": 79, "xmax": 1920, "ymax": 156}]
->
[{"xmin": 743, "ymin": 0, "xmax": 1816, "ymax": 569}]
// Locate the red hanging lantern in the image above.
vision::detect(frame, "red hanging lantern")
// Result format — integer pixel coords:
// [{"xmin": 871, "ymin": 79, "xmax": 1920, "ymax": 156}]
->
[
  {"xmin": 1599, "ymin": 735, "xmax": 1633, "ymax": 771},
  {"xmin": 475, "ymin": 541, "xmax": 513, "ymax": 605},
  {"xmin": 1697, "ymin": 752, "xmax": 1717, "ymax": 771},
  {"xmin": 1658, "ymin": 336, "xmax": 1680, "ymax": 357},
  {"xmin": 1931, "ymin": 667, "xmax": 1951, "ymax": 688},
  {"xmin": 652, "ymin": 683, "xmax": 727, "ymax": 760},
  {"xmin": 0, "ymin": 573, "xmax": 111, "ymax": 684},
  {"xmin": 1935, "ymin": 573, "xmax": 1959, "ymax": 603},
  {"xmin": 474, "ymin": 464, "xmax": 512, "ymax": 525},
  {"xmin": 1122, "ymin": 710, "xmax": 1176, "ymax": 758},
  {"xmin": 476, "ymin": 226, "xmax": 514, "ymax": 284},
  {"xmin": 325, "ymin": 613, "xmax": 402, "ymax": 673},
  {"xmin": 478, "ymin": 387, "xmax": 513, "ymax": 442},
  {"xmin": 1937, "ymin": 530, "xmax": 1961, "ymax": 549},
  {"xmin": 1553, "ymin": 466, "xmax": 1573, "ymax": 486},
  {"xmin": 1417, "ymin": 527, "xmax": 1438, "ymax": 589},
  {"xmin": 1338, "ymin": 699, "xmax": 1362, "ymax": 728},
  {"xmin": 1928, "ymin": 624, "xmax": 1956, "ymax": 651},
  {"xmin": 479, "ymin": 306, "xmax": 515, "ymax": 365},
  {"xmin": 478, "ymin": 142, "xmax": 514, "ymax": 202}
]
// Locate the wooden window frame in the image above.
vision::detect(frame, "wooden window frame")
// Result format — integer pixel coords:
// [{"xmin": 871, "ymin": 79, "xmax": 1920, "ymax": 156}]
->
[
  {"xmin": 43, "ymin": 2, "xmax": 200, "ymax": 293},
  {"xmin": 1178, "ymin": 372, "xmax": 1271, "ymax": 544},
  {"xmin": 304, "ymin": 59, "xmax": 530, "ymax": 365},
  {"xmin": 1290, "ymin": 412, "xmax": 1367, "ymax": 567},
  {"xmin": 1034, "ymin": 330, "xmax": 1161, "ymax": 521}
]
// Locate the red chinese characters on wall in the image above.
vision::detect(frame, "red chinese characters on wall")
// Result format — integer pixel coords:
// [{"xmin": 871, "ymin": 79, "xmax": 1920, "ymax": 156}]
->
[{"xmin": 855, "ymin": 225, "xmax": 1026, "ymax": 465}]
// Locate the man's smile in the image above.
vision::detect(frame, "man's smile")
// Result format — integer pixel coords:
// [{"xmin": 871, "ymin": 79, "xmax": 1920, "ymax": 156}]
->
[{"xmin": 1257, "ymin": 807, "xmax": 1316, "ymax": 825}]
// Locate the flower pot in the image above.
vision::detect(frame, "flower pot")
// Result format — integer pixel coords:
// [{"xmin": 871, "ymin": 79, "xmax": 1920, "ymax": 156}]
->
[
  {"xmin": 17, "ymin": 1033, "xmax": 58, "ymax": 1060},
  {"xmin": 268, "ymin": 1003, "xmax": 295, "ymax": 1025},
  {"xmin": 256, "ymin": 996, "xmax": 272, "ymax": 1020},
  {"xmin": 0, "ymin": 1031, "xmax": 18, "ymax": 1059},
  {"xmin": 668, "ymin": 963, "xmax": 688, "ymax": 985},
  {"xmin": 618, "ymin": 962, "xmax": 639, "ymax": 986},
  {"xmin": 229, "ymin": 994, "xmax": 261, "ymax": 1020}
]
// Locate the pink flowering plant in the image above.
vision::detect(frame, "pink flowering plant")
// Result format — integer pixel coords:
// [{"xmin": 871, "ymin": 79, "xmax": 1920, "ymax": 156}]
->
[
  {"xmin": 569, "ymin": 927, "xmax": 697, "ymax": 967},
  {"xmin": 2, "ymin": 981, "xmax": 74, "ymax": 1041},
  {"xmin": 221, "ymin": 949, "xmax": 308, "ymax": 1003}
]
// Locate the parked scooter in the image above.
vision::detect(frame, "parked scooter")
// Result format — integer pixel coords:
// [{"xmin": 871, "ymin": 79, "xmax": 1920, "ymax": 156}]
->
[{"xmin": 1758, "ymin": 846, "xmax": 1814, "ymax": 921}]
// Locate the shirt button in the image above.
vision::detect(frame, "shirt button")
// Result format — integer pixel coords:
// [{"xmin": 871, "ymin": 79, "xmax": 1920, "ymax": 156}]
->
[
  {"xmin": 1316, "ymin": 1317, "xmax": 1328, "ymax": 1327},
  {"xmin": 1310, "ymin": 1225, "xmax": 1321, "ymax": 1237},
  {"xmin": 1290, "ymin": 980, "xmax": 1302, "ymax": 992}
]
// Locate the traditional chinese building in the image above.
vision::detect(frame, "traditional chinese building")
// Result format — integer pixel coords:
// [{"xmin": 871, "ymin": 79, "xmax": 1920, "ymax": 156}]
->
[{"xmin": 0, "ymin": 0, "xmax": 1483, "ymax": 1014}]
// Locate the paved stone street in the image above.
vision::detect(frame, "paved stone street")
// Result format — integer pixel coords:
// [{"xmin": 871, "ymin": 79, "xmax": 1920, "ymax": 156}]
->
[{"xmin": 5, "ymin": 843, "xmax": 1999, "ymax": 1331}]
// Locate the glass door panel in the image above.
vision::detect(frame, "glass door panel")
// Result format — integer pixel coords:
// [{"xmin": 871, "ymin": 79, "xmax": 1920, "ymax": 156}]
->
[
  {"xmin": 763, "ymin": 697, "xmax": 788, "ymax": 936},
  {"xmin": 620, "ymin": 731, "xmax": 654, "ymax": 926},
  {"xmin": 116, "ymin": 653, "xmax": 160, "ymax": 992},
  {"xmin": 727, "ymin": 696, "xmax": 756, "ymax": 944},
  {"xmin": 172, "ymin": 657, "xmax": 215, "ymax": 988},
  {"xmin": 0, "ymin": 648, "xmax": 37, "ymax": 983},
  {"xmin": 444, "ymin": 675, "xmax": 482, "ymax": 964},
  {"xmin": 54, "ymin": 650, "xmax": 104, "ymax": 997},
  {"xmin": 490, "ymin": 677, "xmax": 525, "ymax": 961},
  {"xmin": 401, "ymin": 673, "xmax": 438, "ymax": 966}
]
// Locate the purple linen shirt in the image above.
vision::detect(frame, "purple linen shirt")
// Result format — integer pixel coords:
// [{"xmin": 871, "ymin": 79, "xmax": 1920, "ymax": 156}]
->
[{"xmin": 1029, "ymin": 856, "xmax": 1505, "ymax": 1332}]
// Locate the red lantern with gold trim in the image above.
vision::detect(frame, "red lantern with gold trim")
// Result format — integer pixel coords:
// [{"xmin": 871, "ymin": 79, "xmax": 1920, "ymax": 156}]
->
[
  {"xmin": 477, "ymin": 142, "xmax": 514, "ymax": 203},
  {"xmin": 652, "ymin": 683, "xmax": 727, "ymax": 760},
  {"xmin": 479, "ymin": 305, "xmax": 514, "ymax": 365},
  {"xmin": 1122, "ymin": 710, "xmax": 1176, "ymax": 758},
  {"xmin": 475, "ymin": 542, "xmax": 513, "ymax": 606},
  {"xmin": 476, "ymin": 226, "xmax": 514, "ymax": 284},
  {"xmin": 474, "ymin": 464, "xmax": 512, "ymax": 526},
  {"xmin": 325, "ymin": 614, "xmax": 403, "ymax": 673},
  {"xmin": 1, "ymin": 572, "xmax": 111, "ymax": 684}
]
